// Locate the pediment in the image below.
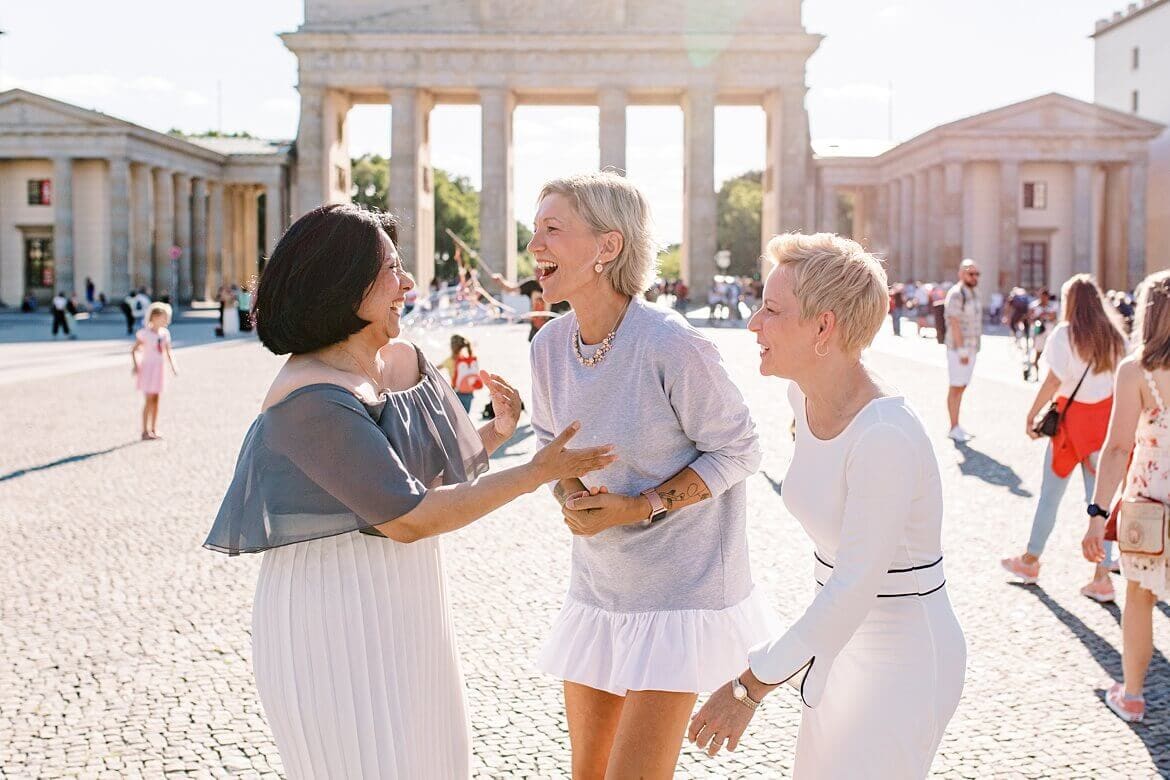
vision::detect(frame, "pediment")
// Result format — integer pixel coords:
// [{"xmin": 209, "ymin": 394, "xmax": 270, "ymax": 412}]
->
[
  {"xmin": 0, "ymin": 90, "xmax": 121, "ymax": 131},
  {"xmin": 951, "ymin": 94, "xmax": 1162, "ymax": 138}
]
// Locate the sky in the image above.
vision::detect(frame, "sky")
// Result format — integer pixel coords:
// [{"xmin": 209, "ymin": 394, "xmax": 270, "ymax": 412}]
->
[{"xmin": 0, "ymin": 0, "xmax": 1128, "ymax": 243}]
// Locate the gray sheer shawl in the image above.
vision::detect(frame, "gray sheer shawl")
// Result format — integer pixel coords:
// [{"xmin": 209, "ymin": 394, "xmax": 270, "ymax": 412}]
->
[{"xmin": 204, "ymin": 345, "xmax": 489, "ymax": 555}]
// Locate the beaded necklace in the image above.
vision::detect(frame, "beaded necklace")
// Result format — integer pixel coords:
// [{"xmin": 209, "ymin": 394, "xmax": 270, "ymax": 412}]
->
[{"xmin": 572, "ymin": 297, "xmax": 631, "ymax": 368}]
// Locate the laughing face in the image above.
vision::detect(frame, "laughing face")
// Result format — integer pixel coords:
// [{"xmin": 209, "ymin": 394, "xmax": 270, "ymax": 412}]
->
[
  {"xmin": 357, "ymin": 230, "xmax": 414, "ymax": 340},
  {"xmin": 526, "ymin": 193, "xmax": 610, "ymax": 305}
]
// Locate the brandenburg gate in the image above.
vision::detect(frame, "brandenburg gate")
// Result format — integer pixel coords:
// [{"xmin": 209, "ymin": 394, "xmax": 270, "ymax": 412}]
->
[{"xmin": 282, "ymin": 0, "xmax": 821, "ymax": 285}]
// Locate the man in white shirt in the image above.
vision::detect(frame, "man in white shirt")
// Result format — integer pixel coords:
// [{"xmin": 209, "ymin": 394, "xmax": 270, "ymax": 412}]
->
[
  {"xmin": 132, "ymin": 289, "xmax": 151, "ymax": 330},
  {"xmin": 50, "ymin": 291, "xmax": 71, "ymax": 338},
  {"xmin": 944, "ymin": 259, "xmax": 984, "ymax": 441}
]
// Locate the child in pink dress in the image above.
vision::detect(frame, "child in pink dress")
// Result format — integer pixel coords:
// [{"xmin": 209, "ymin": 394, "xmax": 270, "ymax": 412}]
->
[{"xmin": 131, "ymin": 302, "xmax": 179, "ymax": 440}]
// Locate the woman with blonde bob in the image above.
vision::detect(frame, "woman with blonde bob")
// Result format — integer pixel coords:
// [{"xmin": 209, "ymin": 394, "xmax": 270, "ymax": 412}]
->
[
  {"xmin": 528, "ymin": 172, "xmax": 774, "ymax": 778},
  {"xmin": 1002, "ymin": 274, "xmax": 1127, "ymax": 601},
  {"xmin": 1083, "ymin": 270, "xmax": 1170, "ymax": 723},
  {"xmin": 690, "ymin": 233, "xmax": 966, "ymax": 778}
]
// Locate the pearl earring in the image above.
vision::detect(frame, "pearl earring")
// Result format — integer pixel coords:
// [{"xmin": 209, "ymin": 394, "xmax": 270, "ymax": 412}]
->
[{"xmin": 594, "ymin": 263, "xmax": 604, "ymax": 273}]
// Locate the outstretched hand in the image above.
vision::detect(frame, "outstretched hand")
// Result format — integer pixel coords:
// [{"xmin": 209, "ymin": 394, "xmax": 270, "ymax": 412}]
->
[
  {"xmin": 481, "ymin": 370, "xmax": 521, "ymax": 438},
  {"xmin": 688, "ymin": 682, "xmax": 757, "ymax": 757}
]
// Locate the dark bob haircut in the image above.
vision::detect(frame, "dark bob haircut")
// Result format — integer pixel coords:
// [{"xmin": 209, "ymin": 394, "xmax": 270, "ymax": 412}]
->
[{"xmin": 254, "ymin": 203, "xmax": 399, "ymax": 355}]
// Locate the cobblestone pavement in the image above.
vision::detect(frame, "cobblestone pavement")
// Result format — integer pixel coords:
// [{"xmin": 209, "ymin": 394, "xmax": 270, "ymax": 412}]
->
[{"xmin": 2, "ymin": 313, "xmax": 1168, "ymax": 778}]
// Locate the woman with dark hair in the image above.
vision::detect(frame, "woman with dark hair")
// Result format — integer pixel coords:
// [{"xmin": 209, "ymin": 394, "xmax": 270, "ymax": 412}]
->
[
  {"xmin": 204, "ymin": 203, "xmax": 615, "ymax": 778},
  {"xmin": 1002, "ymin": 274, "xmax": 1128, "ymax": 602}
]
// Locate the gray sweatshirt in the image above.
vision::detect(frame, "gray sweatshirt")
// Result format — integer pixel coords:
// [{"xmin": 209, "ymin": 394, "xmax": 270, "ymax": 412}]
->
[{"xmin": 530, "ymin": 297, "xmax": 762, "ymax": 613}]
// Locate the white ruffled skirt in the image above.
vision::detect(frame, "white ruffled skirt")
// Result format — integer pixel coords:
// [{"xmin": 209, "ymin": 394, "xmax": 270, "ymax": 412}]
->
[{"xmin": 538, "ymin": 588, "xmax": 780, "ymax": 695}]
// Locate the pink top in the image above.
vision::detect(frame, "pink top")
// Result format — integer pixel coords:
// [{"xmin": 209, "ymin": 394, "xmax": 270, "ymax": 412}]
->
[{"xmin": 136, "ymin": 327, "xmax": 170, "ymax": 395}]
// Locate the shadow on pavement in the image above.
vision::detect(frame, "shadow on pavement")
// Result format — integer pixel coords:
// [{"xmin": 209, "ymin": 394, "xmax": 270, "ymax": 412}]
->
[
  {"xmin": 488, "ymin": 424, "xmax": 535, "ymax": 460},
  {"xmin": 0, "ymin": 440, "xmax": 142, "ymax": 483},
  {"xmin": 1010, "ymin": 582, "xmax": 1170, "ymax": 770},
  {"xmin": 760, "ymin": 470, "xmax": 783, "ymax": 496},
  {"xmin": 952, "ymin": 441, "xmax": 1033, "ymax": 497}
]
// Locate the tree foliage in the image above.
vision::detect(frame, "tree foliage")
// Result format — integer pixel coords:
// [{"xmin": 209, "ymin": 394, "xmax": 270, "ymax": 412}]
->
[
  {"xmin": 350, "ymin": 154, "xmax": 532, "ymax": 281},
  {"xmin": 716, "ymin": 170, "xmax": 763, "ymax": 277}
]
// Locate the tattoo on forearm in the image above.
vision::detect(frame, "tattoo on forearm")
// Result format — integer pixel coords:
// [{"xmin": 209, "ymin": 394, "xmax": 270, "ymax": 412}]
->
[{"xmin": 659, "ymin": 483, "xmax": 711, "ymax": 510}]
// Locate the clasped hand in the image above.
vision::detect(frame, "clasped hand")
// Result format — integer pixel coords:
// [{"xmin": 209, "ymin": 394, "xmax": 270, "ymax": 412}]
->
[
  {"xmin": 687, "ymin": 680, "xmax": 758, "ymax": 757},
  {"xmin": 561, "ymin": 486, "xmax": 647, "ymax": 536}
]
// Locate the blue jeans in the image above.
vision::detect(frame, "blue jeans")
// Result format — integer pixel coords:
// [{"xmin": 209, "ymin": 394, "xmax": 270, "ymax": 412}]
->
[
  {"xmin": 1027, "ymin": 444, "xmax": 1114, "ymax": 561},
  {"xmin": 456, "ymin": 392, "xmax": 474, "ymax": 413}
]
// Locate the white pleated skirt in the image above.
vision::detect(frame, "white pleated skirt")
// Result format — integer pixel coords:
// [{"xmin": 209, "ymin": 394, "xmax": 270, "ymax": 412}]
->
[
  {"xmin": 793, "ymin": 588, "xmax": 966, "ymax": 780},
  {"xmin": 252, "ymin": 532, "xmax": 471, "ymax": 779}
]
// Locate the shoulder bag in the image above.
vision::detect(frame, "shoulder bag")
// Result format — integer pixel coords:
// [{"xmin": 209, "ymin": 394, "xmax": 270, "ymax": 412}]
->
[{"xmin": 1033, "ymin": 364, "xmax": 1091, "ymax": 438}]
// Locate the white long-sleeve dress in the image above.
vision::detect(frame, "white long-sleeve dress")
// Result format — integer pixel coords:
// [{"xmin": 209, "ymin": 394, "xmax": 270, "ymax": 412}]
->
[{"xmin": 749, "ymin": 383, "xmax": 966, "ymax": 779}]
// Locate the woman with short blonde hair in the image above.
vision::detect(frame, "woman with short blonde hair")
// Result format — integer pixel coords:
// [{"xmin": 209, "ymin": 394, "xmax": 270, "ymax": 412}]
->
[
  {"xmin": 528, "ymin": 172, "xmax": 773, "ymax": 778},
  {"xmin": 690, "ymin": 232, "xmax": 966, "ymax": 778},
  {"xmin": 1002, "ymin": 274, "xmax": 1128, "ymax": 601},
  {"xmin": 1084, "ymin": 270, "xmax": 1170, "ymax": 722}
]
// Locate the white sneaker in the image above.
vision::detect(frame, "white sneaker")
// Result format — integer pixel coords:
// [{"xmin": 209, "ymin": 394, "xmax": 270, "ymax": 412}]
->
[{"xmin": 948, "ymin": 426, "xmax": 974, "ymax": 442}]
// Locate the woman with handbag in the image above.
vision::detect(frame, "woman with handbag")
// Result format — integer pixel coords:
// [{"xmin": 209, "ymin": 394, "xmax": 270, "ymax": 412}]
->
[
  {"xmin": 1002, "ymin": 275, "xmax": 1127, "ymax": 601},
  {"xmin": 1083, "ymin": 270, "xmax": 1170, "ymax": 723}
]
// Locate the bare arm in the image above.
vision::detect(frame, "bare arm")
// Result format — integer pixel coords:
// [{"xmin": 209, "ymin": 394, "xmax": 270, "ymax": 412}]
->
[
  {"xmin": 947, "ymin": 317, "xmax": 963, "ymax": 349},
  {"xmin": 130, "ymin": 340, "xmax": 141, "ymax": 372},
  {"xmin": 1026, "ymin": 370, "xmax": 1061, "ymax": 423},
  {"xmin": 1083, "ymin": 360, "xmax": 1143, "ymax": 562},
  {"xmin": 164, "ymin": 344, "xmax": 179, "ymax": 375}
]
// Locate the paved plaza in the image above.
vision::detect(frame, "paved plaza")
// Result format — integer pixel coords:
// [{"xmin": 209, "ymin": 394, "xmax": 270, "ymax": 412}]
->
[{"xmin": 2, "ymin": 309, "xmax": 1169, "ymax": 778}]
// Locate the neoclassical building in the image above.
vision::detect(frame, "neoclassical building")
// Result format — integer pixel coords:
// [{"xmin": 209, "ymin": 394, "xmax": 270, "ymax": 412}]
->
[
  {"xmin": 816, "ymin": 93, "xmax": 1163, "ymax": 295},
  {"xmin": 0, "ymin": 89, "xmax": 291, "ymax": 305},
  {"xmin": 281, "ymin": 0, "xmax": 820, "ymax": 286}
]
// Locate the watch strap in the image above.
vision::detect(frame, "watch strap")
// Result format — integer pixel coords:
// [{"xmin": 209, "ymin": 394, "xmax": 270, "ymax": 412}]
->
[{"xmin": 641, "ymin": 487, "xmax": 667, "ymax": 521}]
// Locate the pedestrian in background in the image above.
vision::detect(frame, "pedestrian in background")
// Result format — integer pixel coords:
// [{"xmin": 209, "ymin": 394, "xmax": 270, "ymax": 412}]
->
[
  {"xmin": 1083, "ymin": 269, "xmax": 1170, "ymax": 724},
  {"xmin": 132, "ymin": 288, "xmax": 151, "ymax": 330},
  {"xmin": 944, "ymin": 259, "xmax": 983, "ymax": 441},
  {"xmin": 50, "ymin": 291, "xmax": 72, "ymax": 339},
  {"xmin": 440, "ymin": 334, "xmax": 483, "ymax": 412},
  {"xmin": 85, "ymin": 276, "xmax": 95, "ymax": 309},
  {"xmin": 65, "ymin": 294, "xmax": 80, "ymax": 338},
  {"xmin": 120, "ymin": 291, "xmax": 136, "ymax": 335},
  {"xmin": 130, "ymin": 302, "xmax": 179, "ymax": 440},
  {"xmin": 238, "ymin": 286, "xmax": 254, "ymax": 332},
  {"xmin": 1002, "ymin": 274, "xmax": 1127, "ymax": 601},
  {"xmin": 890, "ymin": 282, "xmax": 906, "ymax": 336}
]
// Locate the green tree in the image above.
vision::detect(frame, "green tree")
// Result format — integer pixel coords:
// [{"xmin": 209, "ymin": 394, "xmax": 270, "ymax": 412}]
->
[
  {"xmin": 351, "ymin": 154, "xmax": 390, "ymax": 210},
  {"xmin": 716, "ymin": 170, "xmax": 763, "ymax": 277},
  {"xmin": 657, "ymin": 243, "xmax": 682, "ymax": 281}
]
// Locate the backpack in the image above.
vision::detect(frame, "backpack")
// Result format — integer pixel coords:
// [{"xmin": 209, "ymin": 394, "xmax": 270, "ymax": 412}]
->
[{"xmin": 453, "ymin": 355, "xmax": 484, "ymax": 394}]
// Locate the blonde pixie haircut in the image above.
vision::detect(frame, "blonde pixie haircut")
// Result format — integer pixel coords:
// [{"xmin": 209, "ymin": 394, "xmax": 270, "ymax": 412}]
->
[
  {"xmin": 537, "ymin": 171, "xmax": 658, "ymax": 297},
  {"xmin": 765, "ymin": 232, "xmax": 889, "ymax": 353}
]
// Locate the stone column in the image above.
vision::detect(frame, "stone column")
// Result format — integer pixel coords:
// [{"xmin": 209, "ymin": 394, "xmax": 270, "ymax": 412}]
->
[
  {"xmin": 683, "ymin": 87, "xmax": 717, "ymax": 286},
  {"xmin": 390, "ymin": 87, "xmax": 436, "ymax": 287},
  {"xmin": 264, "ymin": 181, "xmax": 283, "ymax": 260},
  {"xmin": 192, "ymin": 179, "xmax": 208, "ymax": 300},
  {"xmin": 898, "ymin": 174, "xmax": 914, "ymax": 282},
  {"xmin": 850, "ymin": 188, "xmax": 868, "ymax": 241},
  {"xmin": 1072, "ymin": 162, "xmax": 1094, "ymax": 275},
  {"xmin": 912, "ymin": 170, "xmax": 928, "ymax": 282},
  {"xmin": 926, "ymin": 166, "xmax": 944, "ymax": 282},
  {"xmin": 762, "ymin": 85, "xmax": 813, "ymax": 245},
  {"xmin": 887, "ymin": 180, "xmax": 901, "ymax": 279},
  {"xmin": 208, "ymin": 181, "xmax": 224, "ymax": 290},
  {"xmin": 221, "ymin": 185, "xmax": 236, "ymax": 287},
  {"xmin": 108, "ymin": 158, "xmax": 132, "ymax": 296},
  {"xmin": 942, "ymin": 161, "xmax": 965, "ymax": 275},
  {"xmin": 242, "ymin": 187, "xmax": 259, "ymax": 285},
  {"xmin": 52, "ymin": 157, "xmax": 75, "ymax": 293},
  {"xmin": 819, "ymin": 182, "xmax": 838, "ymax": 233},
  {"xmin": 152, "ymin": 168, "xmax": 174, "ymax": 295},
  {"xmin": 295, "ymin": 84, "xmax": 327, "ymax": 215},
  {"xmin": 999, "ymin": 160, "xmax": 1020, "ymax": 288},
  {"xmin": 131, "ymin": 163, "xmax": 153, "ymax": 289},
  {"xmin": 1127, "ymin": 160, "xmax": 1148, "ymax": 287},
  {"xmin": 598, "ymin": 88, "xmax": 627, "ymax": 173},
  {"xmin": 480, "ymin": 87, "xmax": 517, "ymax": 281},
  {"xmin": 174, "ymin": 173, "xmax": 192, "ymax": 302}
]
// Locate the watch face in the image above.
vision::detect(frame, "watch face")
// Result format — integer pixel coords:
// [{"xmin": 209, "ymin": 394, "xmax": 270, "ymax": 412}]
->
[{"xmin": 732, "ymin": 682, "xmax": 746, "ymax": 700}]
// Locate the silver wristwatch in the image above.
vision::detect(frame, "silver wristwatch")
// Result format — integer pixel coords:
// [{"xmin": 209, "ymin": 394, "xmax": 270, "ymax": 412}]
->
[{"xmin": 731, "ymin": 676, "xmax": 760, "ymax": 710}]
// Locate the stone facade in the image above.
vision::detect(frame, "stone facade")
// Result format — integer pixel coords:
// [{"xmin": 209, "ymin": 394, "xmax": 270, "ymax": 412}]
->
[
  {"xmin": 1094, "ymin": 0, "xmax": 1170, "ymax": 281},
  {"xmin": 282, "ymin": 0, "xmax": 821, "ymax": 286},
  {"xmin": 0, "ymin": 89, "xmax": 291, "ymax": 305},
  {"xmin": 815, "ymin": 94, "xmax": 1163, "ymax": 296}
]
